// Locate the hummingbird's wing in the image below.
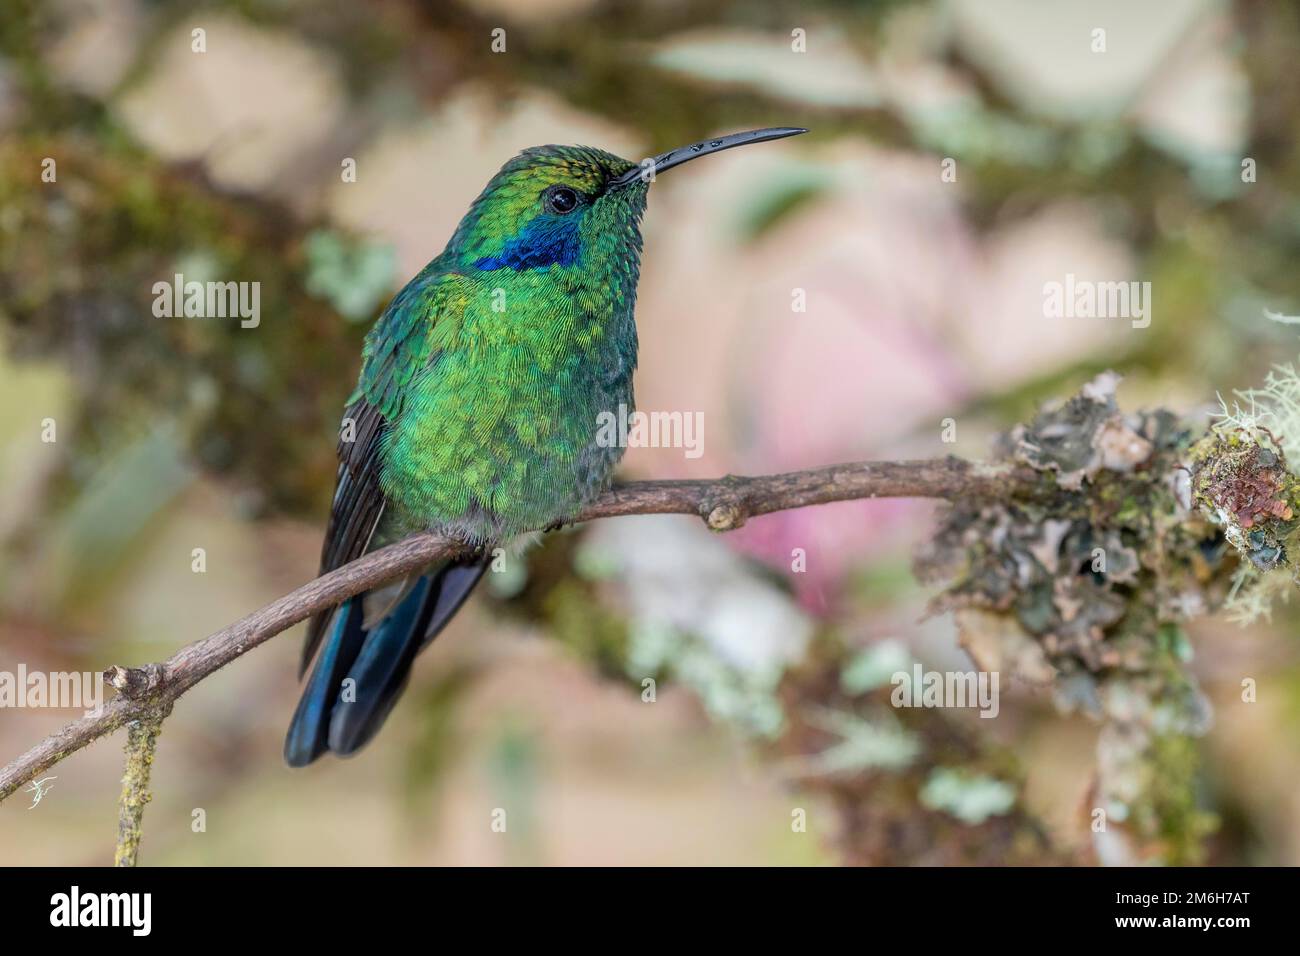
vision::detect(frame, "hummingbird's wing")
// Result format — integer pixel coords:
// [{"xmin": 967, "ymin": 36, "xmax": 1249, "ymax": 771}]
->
[
  {"xmin": 319, "ymin": 398, "xmax": 387, "ymax": 576},
  {"xmin": 298, "ymin": 270, "xmax": 461, "ymax": 674},
  {"xmin": 298, "ymin": 401, "xmax": 390, "ymax": 675}
]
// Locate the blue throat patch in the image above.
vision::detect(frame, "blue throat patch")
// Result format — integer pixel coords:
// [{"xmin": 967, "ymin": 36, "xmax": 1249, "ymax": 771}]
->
[{"xmin": 474, "ymin": 215, "xmax": 582, "ymax": 272}]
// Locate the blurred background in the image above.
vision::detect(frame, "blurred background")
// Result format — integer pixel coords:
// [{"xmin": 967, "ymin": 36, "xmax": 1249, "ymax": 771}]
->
[{"xmin": 1, "ymin": 0, "xmax": 1299, "ymax": 865}]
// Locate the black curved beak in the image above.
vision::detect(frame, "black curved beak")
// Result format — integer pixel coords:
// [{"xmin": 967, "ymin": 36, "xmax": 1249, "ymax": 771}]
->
[{"xmin": 609, "ymin": 127, "xmax": 808, "ymax": 189}]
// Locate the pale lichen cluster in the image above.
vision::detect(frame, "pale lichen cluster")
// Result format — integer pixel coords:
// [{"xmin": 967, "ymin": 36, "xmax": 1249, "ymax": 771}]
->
[
  {"xmin": 917, "ymin": 373, "xmax": 1229, "ymax": 863},
  {"xmin": 1195, "ymin": 365, "xmax": 1300, "ymax": 624}
]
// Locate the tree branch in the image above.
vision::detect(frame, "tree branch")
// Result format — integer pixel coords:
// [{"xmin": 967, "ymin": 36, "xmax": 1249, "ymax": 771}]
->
[
  {"xmin": 113, "ymin": 708, "xmax": 169, "ymax": 867},
  {"xmin": 0, "ymin": 456, "xmax": 1039, "ymax": 803}
]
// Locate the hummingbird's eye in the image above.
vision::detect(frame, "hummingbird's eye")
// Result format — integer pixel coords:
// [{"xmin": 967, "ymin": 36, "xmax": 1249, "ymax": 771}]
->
[{"xmin": 544, "ymin": 185, "xmax": 580, "ymax": 215}]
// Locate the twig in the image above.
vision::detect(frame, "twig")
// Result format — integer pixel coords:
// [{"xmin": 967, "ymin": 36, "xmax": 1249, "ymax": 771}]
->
[
  {"xmin": 113, "ymin": 708, "xmax": 169, "ymax": 867},
  {"xmin": 0, "ymin": 456, "xmax": 1042, "ymax": 803}
]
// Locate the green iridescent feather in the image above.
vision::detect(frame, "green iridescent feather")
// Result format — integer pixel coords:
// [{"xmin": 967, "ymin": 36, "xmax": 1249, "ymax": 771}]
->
[
  {"xmin": 353, "ymin": 146, "xmax": 647, "ymax": 543},
  {"xmin": 287, "ymin": 129, "xmax": 804, "ymax": 765}
]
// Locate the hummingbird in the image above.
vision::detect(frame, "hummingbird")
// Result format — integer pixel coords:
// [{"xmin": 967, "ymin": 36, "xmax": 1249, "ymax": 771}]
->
[{"xmin": 285, "ymin": 127, "xmax": 808, "ymax": 766}]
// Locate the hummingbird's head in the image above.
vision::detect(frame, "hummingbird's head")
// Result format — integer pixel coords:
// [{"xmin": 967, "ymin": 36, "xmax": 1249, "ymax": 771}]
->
[
  {"xmin": 450, "ymin": 144, "xmax": 647, "ymax": 275},
  {"xmin": 449, "ymin": 128, "xmax": 807, "ymax": 280}
]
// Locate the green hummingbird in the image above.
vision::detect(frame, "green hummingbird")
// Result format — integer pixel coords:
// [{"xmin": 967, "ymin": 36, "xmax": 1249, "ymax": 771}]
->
[{"xmin": 286, "ymin": 127, "xmax": 807, "ymax": 766}]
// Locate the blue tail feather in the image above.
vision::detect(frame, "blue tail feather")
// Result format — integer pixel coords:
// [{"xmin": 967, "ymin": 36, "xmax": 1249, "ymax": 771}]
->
[
  {"xmin": 284, "ymin": 598, "xmax": 367, "ymax": 767},
  {"xmin": 284, "ymin": 557, "xmax": 488, "ymax": 767}
]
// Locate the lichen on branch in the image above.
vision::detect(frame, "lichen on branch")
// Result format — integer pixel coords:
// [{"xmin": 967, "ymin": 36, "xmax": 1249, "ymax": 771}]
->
[
  {"xmin": 917, "ymin": 372, "xmax": 1229, "ymax": 863},
  {"xmin": 114, "ymin": 708, "xmax": 169, "ymax": 868},
  {"xmin": 2, "ymin": 371, "xmax": 1295, "ymax": 866}
]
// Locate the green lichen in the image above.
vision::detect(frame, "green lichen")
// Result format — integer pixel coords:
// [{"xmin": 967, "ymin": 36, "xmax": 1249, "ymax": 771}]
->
[
  {"xmin": 916, "ymin": 373, "xmax": 1234, "ymax": 861},
  {"xmin": 919, "ymin": 768, "xmax": 1017, "ymax": 825},
  {"xmin": 1132, "ymin": 733, "xmax": 1218, "ymax": 866},
  {"xmin": 114, "ymin": 710, "xmax": 167, "ymax": 868}
]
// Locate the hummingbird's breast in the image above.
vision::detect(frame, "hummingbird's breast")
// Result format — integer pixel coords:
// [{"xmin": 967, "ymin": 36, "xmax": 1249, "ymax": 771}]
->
[{"xmin": 380, "ymin": 275, "xmax": 638, "ymax": 543}]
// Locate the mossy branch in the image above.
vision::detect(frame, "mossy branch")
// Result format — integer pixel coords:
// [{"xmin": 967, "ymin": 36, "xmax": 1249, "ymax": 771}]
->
[
  {"xmin": 1, "ymin": 371, "xmax": 1293, "ymax": 866},
  {"xmin": 0, "ymin": 456, "xmax": 1043, "ymax": 806},
  {"xmin": 113, "ymin": 708, "xmax": 169, "ymax": 868}
]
